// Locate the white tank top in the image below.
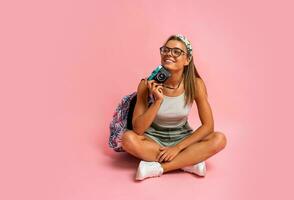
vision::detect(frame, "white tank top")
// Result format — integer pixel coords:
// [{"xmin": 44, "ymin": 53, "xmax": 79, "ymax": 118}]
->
[{"xmin": 152, "ymin": 92, "xmax": 192, "ymax": 128}]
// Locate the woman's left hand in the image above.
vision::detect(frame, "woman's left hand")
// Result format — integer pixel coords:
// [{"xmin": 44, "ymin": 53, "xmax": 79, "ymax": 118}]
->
[{"xmin": 157, "ymin": 146, "xmax": 181, "ymax": 163}]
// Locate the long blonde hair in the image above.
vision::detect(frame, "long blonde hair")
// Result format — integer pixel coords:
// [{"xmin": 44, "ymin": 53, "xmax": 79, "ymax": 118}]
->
[{"xmin": 164, "ymin": 35, "xmax": 202, "ymax": 107}]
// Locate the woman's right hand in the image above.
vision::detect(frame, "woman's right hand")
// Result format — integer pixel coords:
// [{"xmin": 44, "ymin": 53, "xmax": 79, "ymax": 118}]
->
[{"xmin": 144, "ymin": 79, "xmax": 164, "ymax": 102}]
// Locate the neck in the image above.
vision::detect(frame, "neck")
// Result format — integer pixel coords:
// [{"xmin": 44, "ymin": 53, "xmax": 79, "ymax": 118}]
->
[{"xmin": 164, "ymin": 71, "xmax": 183, "ymax": 88}]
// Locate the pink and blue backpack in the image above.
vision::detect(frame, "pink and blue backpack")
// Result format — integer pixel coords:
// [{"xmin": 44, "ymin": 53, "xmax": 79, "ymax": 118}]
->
[{"xmin": 109, "ymin": 90, "xmax": 154, "ymax": 152}]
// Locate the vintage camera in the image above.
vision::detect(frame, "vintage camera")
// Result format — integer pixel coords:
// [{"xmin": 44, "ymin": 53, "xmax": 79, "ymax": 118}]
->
[{"xmin": 147, "ymin": 65, "xmax": 171, "ymax": 83}]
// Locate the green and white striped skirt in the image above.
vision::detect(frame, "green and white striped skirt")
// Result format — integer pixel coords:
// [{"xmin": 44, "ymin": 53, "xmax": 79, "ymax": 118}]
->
[{"xmin": 144, "ymin": 121, "xmax": 194, "ymax": 147}]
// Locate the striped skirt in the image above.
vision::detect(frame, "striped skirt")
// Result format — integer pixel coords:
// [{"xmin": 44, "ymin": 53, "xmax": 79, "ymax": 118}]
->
[{"xmin": 144, "ymin": 121, "xmax": 194, "ymax": 147}]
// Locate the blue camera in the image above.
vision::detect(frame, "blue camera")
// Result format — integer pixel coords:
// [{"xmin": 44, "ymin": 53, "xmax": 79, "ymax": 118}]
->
[{"xmin": 147, "ymin": 65, "xmax": 171, "ymax": 83}]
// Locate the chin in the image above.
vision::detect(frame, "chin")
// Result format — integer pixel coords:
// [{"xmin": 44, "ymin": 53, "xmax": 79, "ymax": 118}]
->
[
  {"xmin": 162, "ymin": 64, "xmax": 177, "ymax": 71},
  {"xmin": 162, "ymin": 62, "xmax": 174, "ymax": 68}
]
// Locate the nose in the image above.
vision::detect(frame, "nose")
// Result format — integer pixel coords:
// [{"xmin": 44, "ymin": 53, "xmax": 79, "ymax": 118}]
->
[{"xmin": 166, "ymin": 49, "xmax": 173, "ymax": 57}]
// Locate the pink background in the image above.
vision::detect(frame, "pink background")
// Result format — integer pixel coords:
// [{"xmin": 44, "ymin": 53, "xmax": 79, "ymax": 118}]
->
[{"xmin": 1, "ymin": 0, "xmax": 294, "ymax": 199}]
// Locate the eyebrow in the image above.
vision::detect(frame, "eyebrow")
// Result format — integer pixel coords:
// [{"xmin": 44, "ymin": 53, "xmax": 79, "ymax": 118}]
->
[
  {"xmin": 165, "ymin": 46, "xmax": 186, "ymax": 53},
  {"xmin": 165, "ymin": 46, "xmax": 184, "ymax": 51}
]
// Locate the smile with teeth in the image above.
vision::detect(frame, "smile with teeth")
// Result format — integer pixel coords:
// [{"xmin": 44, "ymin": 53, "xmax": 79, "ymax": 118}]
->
[{"xmin": 164, "ymin": 59, "xmax": 175, "ymax": 63}]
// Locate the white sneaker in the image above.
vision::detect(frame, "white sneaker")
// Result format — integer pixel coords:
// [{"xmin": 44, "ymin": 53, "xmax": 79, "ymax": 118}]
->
[
  {"xmin": 181, "ymin": 161, "xmax": 206, "ymax": 177},
  {"xmin": 135, "ymin": 160, "xmax": 164, "ymax": 181}
]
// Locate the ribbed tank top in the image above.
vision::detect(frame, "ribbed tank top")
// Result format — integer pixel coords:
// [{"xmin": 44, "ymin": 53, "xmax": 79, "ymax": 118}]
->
[{"xmin": 152, "ymin": 91, "xmax": 192, "ymax": 128}]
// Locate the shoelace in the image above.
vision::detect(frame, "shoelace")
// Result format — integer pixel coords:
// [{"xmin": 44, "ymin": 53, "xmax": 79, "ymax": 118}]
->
[{"xmin": 148, "ymin": 163, "xmax": 162, "ymax": 174}]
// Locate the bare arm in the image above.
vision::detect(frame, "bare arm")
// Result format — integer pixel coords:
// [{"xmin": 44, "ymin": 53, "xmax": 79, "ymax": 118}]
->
[
  {"xmin": 176, "ymin": 78, "xmax": 214, "ymax": 150},
  {"xmin": 132, "ymin": 79, "xmax": 163, "ymax": 135}
]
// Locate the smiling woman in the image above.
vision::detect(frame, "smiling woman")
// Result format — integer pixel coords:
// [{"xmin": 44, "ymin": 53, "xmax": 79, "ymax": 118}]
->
[
  {"xmin": 159, "ymin": 35, "xmax": 202, "ymax": 107},
  {"xmin": 119, "ymin": 34, "xmax": 227, "ymax": 181}
]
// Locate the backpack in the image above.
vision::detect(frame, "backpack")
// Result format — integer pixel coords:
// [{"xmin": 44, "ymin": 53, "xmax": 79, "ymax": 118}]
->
[{"xmin": 109, "ymin": 90, "xmax": 154, "ymax": 152}]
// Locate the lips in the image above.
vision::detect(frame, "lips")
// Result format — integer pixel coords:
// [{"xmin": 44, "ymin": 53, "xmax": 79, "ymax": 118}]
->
[{"xmin": 163, "ymin": 58, "xmax": 175, "ymax": 63}]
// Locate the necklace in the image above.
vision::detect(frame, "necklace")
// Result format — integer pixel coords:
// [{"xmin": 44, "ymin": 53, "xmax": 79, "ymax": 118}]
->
[{"xmin": 163, "ymin": 77, "xmax": 183, "ymax": 90}]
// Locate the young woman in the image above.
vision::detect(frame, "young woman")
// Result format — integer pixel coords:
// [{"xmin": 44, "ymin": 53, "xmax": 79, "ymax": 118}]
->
[{"xmin": 121, "ymin": 34, "xmax": 227, "ymax": 181}]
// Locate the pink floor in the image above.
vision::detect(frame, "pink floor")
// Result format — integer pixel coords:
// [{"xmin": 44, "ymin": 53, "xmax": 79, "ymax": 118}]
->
[{"xmin": 1, "ymin": 0, "xmax": 294, "ymax": 200}]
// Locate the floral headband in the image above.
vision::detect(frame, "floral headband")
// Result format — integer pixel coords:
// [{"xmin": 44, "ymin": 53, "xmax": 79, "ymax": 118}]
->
[{"xmin": 175, "ymin": 34, "xmax": 193, "ymax": 56}]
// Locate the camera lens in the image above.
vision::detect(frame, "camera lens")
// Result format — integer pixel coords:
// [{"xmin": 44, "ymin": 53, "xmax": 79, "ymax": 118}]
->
[{"xmin": 157, "ymin": 73, "xmax": 166, "ymax": 82}]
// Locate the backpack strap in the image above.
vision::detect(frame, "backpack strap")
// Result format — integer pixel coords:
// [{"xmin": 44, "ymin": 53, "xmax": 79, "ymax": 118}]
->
[
  {"xmin": 126, "ymin": 79, "xmax": 154, "ymax": 130},
  {"xmin": 141, "ymin": 77, "xmax": 154, "ymax": 102}
]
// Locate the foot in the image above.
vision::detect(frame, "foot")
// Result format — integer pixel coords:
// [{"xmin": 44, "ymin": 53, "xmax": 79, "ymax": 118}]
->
[
  {"xmin": 181, "ymin": 161, "xmax": 206, "ymax": 177},
  {"xmin": 135, "ymin": 160, "xmax": 164, "ymax": 181}
]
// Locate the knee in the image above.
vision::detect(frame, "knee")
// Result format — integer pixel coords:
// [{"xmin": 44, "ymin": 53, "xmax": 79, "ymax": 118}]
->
[
  {"xmin": 121, "ymin": 130, "xmax": 138, "ymax": 150},
  {"xmin": 210, "ymin": 131, "xmax": 227, "ymax": 153}
]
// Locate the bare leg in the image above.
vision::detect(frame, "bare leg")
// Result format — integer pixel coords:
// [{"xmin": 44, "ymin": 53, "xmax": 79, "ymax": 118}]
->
[
  {"xmin": 121, "ymin": 130, "xmax": 162, "ymax": 161},
  {"xmin": 161, "ymin": 132, "xmax": 227, "ymax": 173}
]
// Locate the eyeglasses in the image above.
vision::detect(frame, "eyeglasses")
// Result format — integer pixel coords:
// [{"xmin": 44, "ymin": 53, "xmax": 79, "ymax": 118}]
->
[{"xmin": 159, "ymin": 46, "xmax": 187, "ymax": 57}]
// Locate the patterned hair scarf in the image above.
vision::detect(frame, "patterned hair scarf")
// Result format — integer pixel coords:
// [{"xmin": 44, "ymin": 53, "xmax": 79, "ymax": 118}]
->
[{"xmin": 175, "ymin": 34, "xmax": 193, "ymax": 56}]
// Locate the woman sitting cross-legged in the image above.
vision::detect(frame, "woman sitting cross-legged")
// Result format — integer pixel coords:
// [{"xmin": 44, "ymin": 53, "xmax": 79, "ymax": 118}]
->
[{"xmin": 121, "ymin": 34, "xmax": 227, "ymax": 181}]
